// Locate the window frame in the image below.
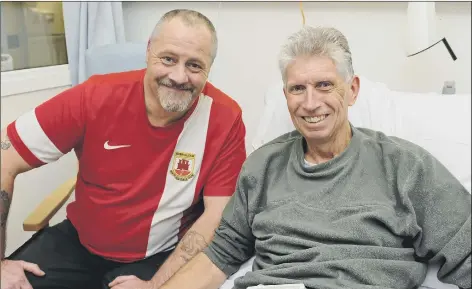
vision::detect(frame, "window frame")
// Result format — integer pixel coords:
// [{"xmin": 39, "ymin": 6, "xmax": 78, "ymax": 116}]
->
[
  {"xmin": 1, "ymin": 64, "xmax": 71, "ymax": 97},
  {"xmin": 1, "ymin": 1, "xmax": 71, "ymax": 98}
]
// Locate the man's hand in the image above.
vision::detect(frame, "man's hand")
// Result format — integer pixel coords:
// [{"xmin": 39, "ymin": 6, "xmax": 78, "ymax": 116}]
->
[
  {"xmin": 109, "ymin": 275, "xmax": 153, "ymax": 289},
  {"xmin": 1, "ymin": 259, "xmax": 45, "ymax": 289}
]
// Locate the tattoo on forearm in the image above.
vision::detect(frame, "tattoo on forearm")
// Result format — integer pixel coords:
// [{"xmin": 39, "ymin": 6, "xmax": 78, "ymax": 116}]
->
[
  {"xmin": 150, "ymin": 230, "xmax": 209, "ymax": 287},
  {"xmin": 1, "ymin": 136, "xmax": 11, "ymax": 150},
  {"xmin": 179, "ymin": 230, "xmax": 208, "ymax": 262},
  {"xmin": 1, "ymin": 190, "xmax": 11, "ymax": 228}
]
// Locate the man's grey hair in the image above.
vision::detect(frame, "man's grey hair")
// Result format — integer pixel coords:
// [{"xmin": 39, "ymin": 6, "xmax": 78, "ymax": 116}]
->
[
  {"xmin": 150, "ymin": 9, "xmax": 218, "ymax": 63},
  {"xmin": 278, "ymin": 26, "xmax": 354, "ymax": 84}
]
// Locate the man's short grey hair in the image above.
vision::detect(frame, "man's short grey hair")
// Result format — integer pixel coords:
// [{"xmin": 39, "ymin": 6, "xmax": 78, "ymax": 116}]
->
[
  {"xmin": 150, "ymin": 9, "xmax": 218, "ymax": 63},
  {"xmin": 278, "ymin": 26, "xmax": 354, "ymax": 84}
]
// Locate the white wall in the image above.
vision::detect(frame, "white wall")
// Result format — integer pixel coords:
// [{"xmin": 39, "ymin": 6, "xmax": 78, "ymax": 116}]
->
[
  {"xmin": 1, "ymin": 87, "xmax": 77, "ymax": 256},
  {"xmin": 123, "ymin": 1, "xmax": 471, "ymax": 153}
]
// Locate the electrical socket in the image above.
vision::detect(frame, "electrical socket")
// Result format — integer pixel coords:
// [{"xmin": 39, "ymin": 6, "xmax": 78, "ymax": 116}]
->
[{"xmin": 442, "ymin": 81, "xmax": 456, "ymax": 95}]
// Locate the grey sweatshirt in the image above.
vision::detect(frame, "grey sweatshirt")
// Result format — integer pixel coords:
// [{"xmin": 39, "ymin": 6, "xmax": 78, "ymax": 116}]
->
[{"xmin": 204, "ymin": 126, "xmax": 471, "ymax": 289}]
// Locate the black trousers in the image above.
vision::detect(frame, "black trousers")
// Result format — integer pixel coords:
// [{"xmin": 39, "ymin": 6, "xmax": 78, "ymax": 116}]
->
[{"xmin": 7, "ymin": 219, "xmax": 173, "ymax": 289}]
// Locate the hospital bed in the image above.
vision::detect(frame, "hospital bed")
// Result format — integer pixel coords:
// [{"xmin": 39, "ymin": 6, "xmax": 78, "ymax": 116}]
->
[{"xmin": 21, "ymin": 43, "xmax": 470, "ymax": 289}]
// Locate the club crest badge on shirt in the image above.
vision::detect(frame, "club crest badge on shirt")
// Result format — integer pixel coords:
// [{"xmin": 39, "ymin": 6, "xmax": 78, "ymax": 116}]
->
[{"xmin": 170, "ymin": 151, "xmax": 196, "ymax": 181}]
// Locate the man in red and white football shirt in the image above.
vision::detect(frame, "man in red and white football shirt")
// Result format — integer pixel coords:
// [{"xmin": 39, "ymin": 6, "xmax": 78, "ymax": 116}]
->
[{"xmin": 0, "ymin": 9, "xmax": 246, "ymax": 289}]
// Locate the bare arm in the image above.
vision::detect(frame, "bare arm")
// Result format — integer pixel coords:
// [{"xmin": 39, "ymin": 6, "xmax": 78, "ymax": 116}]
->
[
  {"xmin": 160, "ymin": 252, "xmax": 227, "ymax": 289},
  {"xmin": 1, "ymin": 129, "xmax": 33, "ymax": 259},
  {"xmin": 148, "ymin": 196, "xmax": 230, "ymax": 288}
]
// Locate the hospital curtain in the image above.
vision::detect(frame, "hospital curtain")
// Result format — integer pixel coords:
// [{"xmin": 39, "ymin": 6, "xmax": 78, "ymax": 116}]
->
[{"xmin": 62, "ymin": 2, "xmax": 126, "ymax": 86}]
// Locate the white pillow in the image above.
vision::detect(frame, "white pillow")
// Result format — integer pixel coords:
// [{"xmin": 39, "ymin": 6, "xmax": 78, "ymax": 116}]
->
[{"xmin": 384, "ymin": 91, "xmax": 471, "ymax": 193}]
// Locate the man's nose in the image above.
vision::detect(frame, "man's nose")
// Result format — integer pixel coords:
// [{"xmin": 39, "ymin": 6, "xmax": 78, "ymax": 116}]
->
[
  {"xmin": 168, "ymin": 64, "xmax": 189, "ymax": 84},
  {"xmin": 302, "ymin": 87, "xmax": 322, "ymax": 111}
]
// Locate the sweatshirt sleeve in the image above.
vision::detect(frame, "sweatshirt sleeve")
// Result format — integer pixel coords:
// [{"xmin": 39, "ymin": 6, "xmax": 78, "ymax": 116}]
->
[
  {"xmin": 403, "ymin": 150, "xmax": 471, "ymax": 288},
  {"xmin": 203, "ymin": 166, "xmax": 256, "ymax": 276}
]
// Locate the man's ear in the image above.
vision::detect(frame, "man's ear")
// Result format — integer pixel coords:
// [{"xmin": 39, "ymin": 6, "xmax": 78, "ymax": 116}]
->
[
  {"xmin": 145, "ymin": 40, "xmax": 151, "ymax": 64},
  {"xmin": 348, "ymin": 75, "xmax": 360, "ymax": 106}
]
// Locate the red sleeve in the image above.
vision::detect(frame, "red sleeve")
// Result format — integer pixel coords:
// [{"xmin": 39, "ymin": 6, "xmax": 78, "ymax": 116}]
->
[
  {"xmin": 203, "ymin": 112, "xmax": 247, "ymax": 197},
  {"xmin": 6, "ymin": 83, "xmax": 87, "ymax": 168}
]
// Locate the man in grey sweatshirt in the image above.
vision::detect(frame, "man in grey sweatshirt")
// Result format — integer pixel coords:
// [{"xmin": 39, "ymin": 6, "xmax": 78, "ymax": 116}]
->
[{"xmin": 156, "ymin": 27, "xmax": 471, "ymax": 289}]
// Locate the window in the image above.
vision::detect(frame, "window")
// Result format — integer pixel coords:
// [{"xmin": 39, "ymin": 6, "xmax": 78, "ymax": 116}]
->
[
  {"xmin": 1, "ymin": 1, "xmax": 68, "ymax": 72},
  {"xmin": 1, "ymin": 1, "xmax": 71, "ymax": 97}
]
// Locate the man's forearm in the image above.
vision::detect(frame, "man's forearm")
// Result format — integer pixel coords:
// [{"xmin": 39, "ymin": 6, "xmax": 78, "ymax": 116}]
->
[
  {"xmin": 0, "ymin": 188, "xmax": 12, "ymax": 259},
  {"xmin": 1, "ymin": 136, "xmax": 14, "ymax": 259},
  {"xmin": 160, "ymin": 252, "xmax": 227, "ymax": 289},
  {"xmin": 149, "ymin": 213, "xmax": 220, "ymax": 288}
]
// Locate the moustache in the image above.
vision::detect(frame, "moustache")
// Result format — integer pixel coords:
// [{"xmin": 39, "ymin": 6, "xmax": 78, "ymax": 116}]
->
[{"xmin": 158, "ymin": 79, "xmax": 194, "ymax": 92}]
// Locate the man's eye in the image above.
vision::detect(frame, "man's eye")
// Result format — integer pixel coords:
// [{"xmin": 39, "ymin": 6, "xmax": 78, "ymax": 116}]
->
[
  {"xmin": 317, "ymin": 81, "xmax": 332, "ymax": 89},
  {"xmin": 161, "ymin": 57, "xmax": 175, "ymax": 65},
  {"xmin": 290, "ymin": 85, "xmax": 305, "ymax": 93},
  {"xmin": 187, "ymin": 63, "xmax": 202, "ymax": 71}
]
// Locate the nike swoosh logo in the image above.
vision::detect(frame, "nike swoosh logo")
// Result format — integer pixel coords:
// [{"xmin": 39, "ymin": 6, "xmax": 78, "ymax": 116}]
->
[{"xmin": 104, "ymin": 141, "xmax": 131, "ymax": 150}]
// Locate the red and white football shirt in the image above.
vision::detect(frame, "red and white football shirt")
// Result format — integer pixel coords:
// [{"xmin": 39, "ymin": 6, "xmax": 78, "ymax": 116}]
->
[{"xmin": 7, "ymin": 69, "xmax": 247, "ymax": 262}]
